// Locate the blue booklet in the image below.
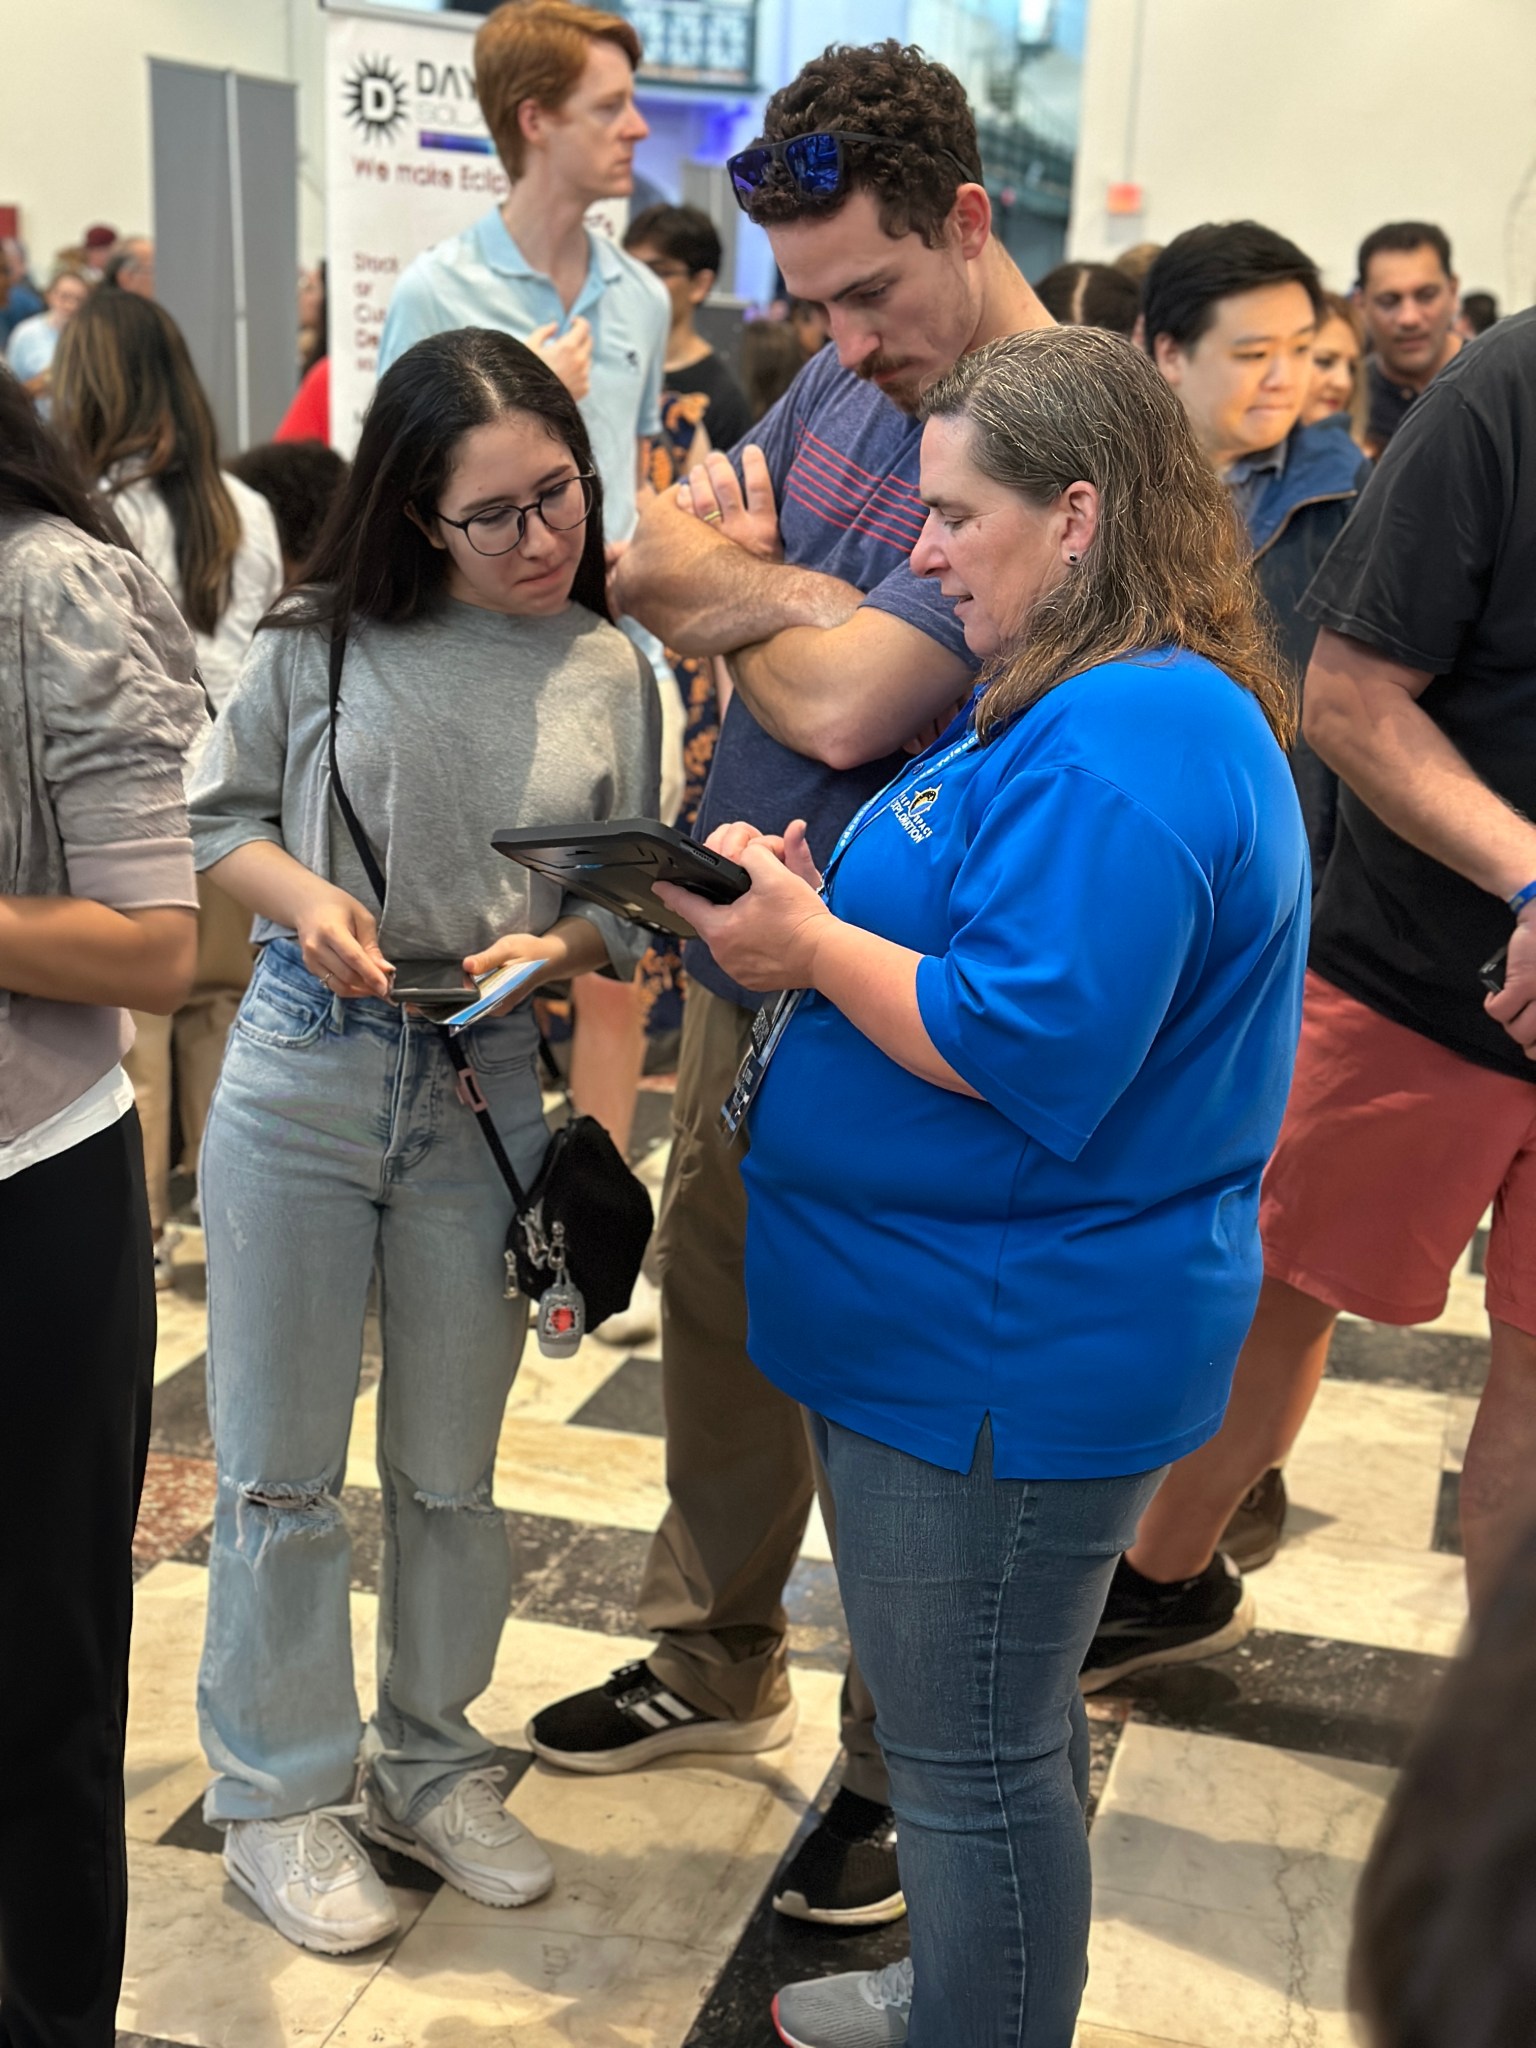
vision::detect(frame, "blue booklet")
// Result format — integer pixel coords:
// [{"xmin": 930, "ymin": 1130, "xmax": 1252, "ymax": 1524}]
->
[{"xmin": 443, "ymin": 956, "xmax": 550, "ymax": 1036}]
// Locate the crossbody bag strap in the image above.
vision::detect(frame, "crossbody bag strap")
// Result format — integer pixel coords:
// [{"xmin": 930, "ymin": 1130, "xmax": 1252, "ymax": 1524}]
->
[
  {"xmin": 327, "ymin": 628, "xmax": 388, "ymax": 907},
  {"xmin": 324, "ymin": 624, "xmax": 530, "ymax": 1213}
]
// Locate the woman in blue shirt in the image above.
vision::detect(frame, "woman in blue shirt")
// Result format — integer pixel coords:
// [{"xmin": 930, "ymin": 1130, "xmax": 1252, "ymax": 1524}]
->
[{"xmin": 659, "ymin": 327, "xmax": 1310, "ymax": 2048}]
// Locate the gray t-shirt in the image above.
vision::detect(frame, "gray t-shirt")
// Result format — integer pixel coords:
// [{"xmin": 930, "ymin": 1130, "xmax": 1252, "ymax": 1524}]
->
[{"xmin": 189, "ymin": 596, "xmax": 660, "ymax": 969}]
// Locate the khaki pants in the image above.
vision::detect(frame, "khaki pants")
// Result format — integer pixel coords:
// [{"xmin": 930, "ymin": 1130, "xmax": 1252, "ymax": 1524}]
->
[
  {"xmin": 123, "ymin": 876, "xmax": 254, "ymax": 1235},
  {"xmin": 641, "ymin": 982, "xmax": 887, "ymax": 1803}
]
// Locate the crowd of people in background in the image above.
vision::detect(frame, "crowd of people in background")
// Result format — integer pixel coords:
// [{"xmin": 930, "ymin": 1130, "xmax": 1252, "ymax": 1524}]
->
[{"xmin": 2, "ymin": 2, "xmax": 1533, "ymax": 2045}]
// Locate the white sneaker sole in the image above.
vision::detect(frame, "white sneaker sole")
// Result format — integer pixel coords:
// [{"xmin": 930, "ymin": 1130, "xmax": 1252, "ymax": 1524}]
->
[
  {"xmin": 773, "ymin": 1884, "xmax": 908, "ymax": 1927},
  {"xmin": 222, "ymin": 1834, "xmax": 397, "ymax": 1955},
  {"xmin": 360, "ymin": 1810, "xmax": 555, "ymax": 1909},
  {"xmin": 525, "ymin": 1700, "xmax": 798, "ymax": 1775},
  {"xmin": 1079, "ymin": 1586, "xmax": 1257, "ymax": 1696}
]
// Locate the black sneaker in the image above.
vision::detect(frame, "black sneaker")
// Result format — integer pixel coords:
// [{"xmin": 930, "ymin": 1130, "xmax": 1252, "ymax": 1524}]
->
[
  {"xmin": 526, "ymin": 1661, "xmax": 798, "ymax": 1774},
  {"xmin": 1220, "ymin": 1467, "xmax": 1288, "ymax": 1572},
  {"xmin": 773, "ymin": 1788, "xmax": 906, "ymax": 1927},
  {"xmin": 1079, "ymin": 1553, "xmax": 1254, "ymax": 1694}
]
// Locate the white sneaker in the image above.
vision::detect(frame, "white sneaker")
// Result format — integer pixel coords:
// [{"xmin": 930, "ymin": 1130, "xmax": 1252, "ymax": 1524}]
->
[
  {"xmin": 593, "ymin": 1271, "xmax": 660, "ymax": 1347},
  {"xmin": 223, "ymin": 1807, "xmax": 398, "ymax": 1955},
  {"xmin": 362, "ymin": 1769, "xmax": 555, "ymax": 1908}
]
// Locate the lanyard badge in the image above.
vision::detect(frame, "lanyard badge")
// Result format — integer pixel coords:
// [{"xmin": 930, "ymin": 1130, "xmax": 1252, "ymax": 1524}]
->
[{"xmin": 720, "ymin": 988, "xmax": 806, "ymax": 1140}]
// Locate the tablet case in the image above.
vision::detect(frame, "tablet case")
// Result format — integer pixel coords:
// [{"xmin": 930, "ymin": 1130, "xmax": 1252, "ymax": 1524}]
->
[{"xmin": 492, "ymin": 819, "xmax": 750, "ymax": 941}]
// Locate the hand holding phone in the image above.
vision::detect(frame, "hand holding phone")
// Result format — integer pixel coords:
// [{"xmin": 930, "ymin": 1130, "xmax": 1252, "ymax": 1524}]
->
[{"xmin": 444, "ymin": 957, "xmax": 551, "ymax": 1034}]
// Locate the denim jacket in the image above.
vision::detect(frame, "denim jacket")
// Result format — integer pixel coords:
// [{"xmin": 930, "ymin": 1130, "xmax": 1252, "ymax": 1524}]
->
[
  {"xmin": 0, "ymin": 511, "xmax": 207, "ymax": 1140},
  {"xmin": 1242, "ymin": 419, "xmax": 1372, "ymax": 871}
]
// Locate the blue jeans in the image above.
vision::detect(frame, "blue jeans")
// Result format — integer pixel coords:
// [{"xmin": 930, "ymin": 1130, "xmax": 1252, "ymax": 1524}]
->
[
  {"xmin": 197, "ymin": 940, "xmax": 551, "ymax": 1827},
  {"xmin": 812, "ymin": 1415, "xmax": 1164, "ymax": 2048}
]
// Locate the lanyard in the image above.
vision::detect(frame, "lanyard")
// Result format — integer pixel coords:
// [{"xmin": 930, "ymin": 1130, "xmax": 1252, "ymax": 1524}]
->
[
  {"xmin": 718, "ymin": 722, "xmax": 983, "ymax": 1142},
  {"xmin": 818, "ymin": 725, "xmax": 982, "ymax": 904}
]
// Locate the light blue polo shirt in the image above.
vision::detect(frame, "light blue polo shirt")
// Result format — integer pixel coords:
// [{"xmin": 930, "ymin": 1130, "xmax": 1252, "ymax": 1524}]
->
[
  {"xmin": 740, "ymin": 650, "xmax": 1310, "ymax": 1481},
  {"xmin": 378, "ymin": 210, "xmax": 668, "ymax": 545}
]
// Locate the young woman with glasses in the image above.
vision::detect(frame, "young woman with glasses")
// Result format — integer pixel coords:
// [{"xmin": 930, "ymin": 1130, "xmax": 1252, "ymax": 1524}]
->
[{"xmin": 187, "ymin": 326, "xmax": 659, "ymax": 1955}]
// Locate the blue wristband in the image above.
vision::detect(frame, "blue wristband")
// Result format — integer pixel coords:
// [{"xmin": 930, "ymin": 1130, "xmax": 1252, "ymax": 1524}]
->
[{"xmin": 1508, "ymin": 879, "xmax": 1536, "ymax": 915}]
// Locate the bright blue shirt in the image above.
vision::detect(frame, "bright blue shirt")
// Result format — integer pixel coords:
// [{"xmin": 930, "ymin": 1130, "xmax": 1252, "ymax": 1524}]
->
[
  {"xmin": 741, "ymin": 650, "xmax": 1310, "ymax": 1480},
  {"xmin": 688, "ymin": 342, "xmax": 979, "ymax": 1008},
  {"xmin": 377, "ymin": 211, "xmax": 668, "ymax": 546}
]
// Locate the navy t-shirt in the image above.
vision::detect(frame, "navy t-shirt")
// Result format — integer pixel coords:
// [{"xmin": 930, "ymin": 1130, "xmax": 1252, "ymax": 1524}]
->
[
  {"xmin": 741, "ymin": 653, "xmax": 1309, "ymax": 1479},
  {"xmin": 686, "ymin": 344, "xmax": 978, "ymax": 1008}
]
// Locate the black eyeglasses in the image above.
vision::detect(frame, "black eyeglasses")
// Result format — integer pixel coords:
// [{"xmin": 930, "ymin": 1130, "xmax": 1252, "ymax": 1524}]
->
[
  {"xmin": 435, "ymin": 472, "xmax": 596, "ymax": 558},
  {"xmin": 725, "ymin": 130, "xmax": 980, "ymax": 212}
]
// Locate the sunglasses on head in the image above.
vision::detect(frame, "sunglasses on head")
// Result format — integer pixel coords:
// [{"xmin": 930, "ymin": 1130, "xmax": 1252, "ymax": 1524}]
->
[{"xmin": 725, "ymin": 130, "xmax": 980, "ymax": 212}]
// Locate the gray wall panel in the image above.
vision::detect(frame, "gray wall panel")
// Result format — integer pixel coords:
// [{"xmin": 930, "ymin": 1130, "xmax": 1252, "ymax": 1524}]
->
[{"xmin": 151, "ymin": 58, "xmax": 298, "ymax": 455}]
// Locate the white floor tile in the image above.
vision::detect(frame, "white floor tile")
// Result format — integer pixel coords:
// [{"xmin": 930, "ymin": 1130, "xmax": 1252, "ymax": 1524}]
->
[
  {"xmin": 117, "ymin": 1838, "xmax": 423, "ymax": 2046},
  {"xmin": 327, "ymin": 1919, "xmax": 723, "ymax": 2047},
  {"xmin": 153, "ymin": 1286, "xmax": 208, "ymax": 1385},
  {"xmin": 1084, "ymin": 1724, "xmax": 1393, "ymax": 2048},
  {"xmin": 1282, "ymin": 1379, "xmax": 1449, "ymax": 1554},
  {"xmin": 1253, "ymin": 1535, "xmax": 1466, "ymax": 1657},
  {"xmin": 1443, "ymin": 1392, "xmax": 1479, "ymax": 1473}
]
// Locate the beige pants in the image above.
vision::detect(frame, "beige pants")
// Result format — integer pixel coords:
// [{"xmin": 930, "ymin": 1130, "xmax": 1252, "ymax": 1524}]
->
[
  {"xmin": 123, "ymin": 876, "xmax": 254, "ymax": 1236},
  {"xmin": 641, "ymin": 982, "xmax": 887, "ymax": 1802}
]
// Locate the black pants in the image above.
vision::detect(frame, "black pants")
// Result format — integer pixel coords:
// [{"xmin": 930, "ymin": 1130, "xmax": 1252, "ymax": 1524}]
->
[{"xmin": 0, "ymin": 1111, "xmax": 154, "ymax": 2048}]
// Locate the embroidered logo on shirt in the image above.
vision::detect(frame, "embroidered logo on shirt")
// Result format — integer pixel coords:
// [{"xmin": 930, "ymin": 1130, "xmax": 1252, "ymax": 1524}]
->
[{"xmin": 892, "ymin": 784, "xmax": 942, "ymax": 843}]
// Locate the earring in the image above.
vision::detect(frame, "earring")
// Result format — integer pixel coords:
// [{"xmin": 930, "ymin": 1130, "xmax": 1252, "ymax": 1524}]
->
[{"xmin": 1067, "ymin": 552, "xmax": 1080, "ymax": 564}]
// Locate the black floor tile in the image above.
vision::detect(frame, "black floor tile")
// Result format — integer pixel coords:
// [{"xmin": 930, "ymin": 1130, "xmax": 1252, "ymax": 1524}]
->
[
  {"xmin": 1091, "ymin": 1627, "xmax": 1450, "ymax": 1767},
  {"xmin": 149, "ymin": 1354, "xmax": 211, "ymax": 1460},
  {"xmin": 568, "ymin": 1353, "xmax": 665, "ymax": 1436},
  {"xmin": 510, "ymin": 1518, "xmax": 651, "ymax": 1636},
  {"xmin": 785, "ymin": 1558, "xmax": 849, "ymax": 1673},
  {"xmin": 683, "ymin": 1770, "xmax": 910, "ymax": 2048},
  {"xmin": 1434, "ymin": 1469, "xmax": 1463, "ymax": 1556},
  {"xmin": 1327, "ymin": 1319, "xmax": 1488, "ymax": 1393}
]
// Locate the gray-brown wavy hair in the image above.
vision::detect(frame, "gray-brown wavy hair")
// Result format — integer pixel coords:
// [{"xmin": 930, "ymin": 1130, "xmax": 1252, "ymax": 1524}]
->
[{"xmin": 918, "ymin": 326, "xmax": 1295, "ymax": 747}]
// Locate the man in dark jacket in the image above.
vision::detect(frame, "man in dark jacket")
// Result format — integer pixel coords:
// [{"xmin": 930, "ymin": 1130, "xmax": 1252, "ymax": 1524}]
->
[{"xmin": 1144, "ymin": 221, "xmax": 1370, "ymax": 872}]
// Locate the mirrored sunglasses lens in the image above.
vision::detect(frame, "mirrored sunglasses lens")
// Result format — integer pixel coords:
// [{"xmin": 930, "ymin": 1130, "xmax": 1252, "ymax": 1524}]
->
[
  {"xmin": 729, "ymin": 146, "xmax": 772, "ymax": 195},
  {"xmin": 785, "ymin": 133, "xmax": 843, "ymax": 192}
]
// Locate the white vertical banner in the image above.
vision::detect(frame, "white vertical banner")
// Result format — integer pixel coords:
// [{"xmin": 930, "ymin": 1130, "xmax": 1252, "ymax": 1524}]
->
[{"xmin": 324, "ymin": 1, "xmax": 625, "ymax": 455}]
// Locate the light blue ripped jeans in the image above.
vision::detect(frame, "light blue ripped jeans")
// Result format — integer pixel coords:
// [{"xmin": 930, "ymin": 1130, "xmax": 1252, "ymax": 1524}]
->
[{"xmin": 196, "ymin": 939, "xmax": 552, "ymax": 1828}]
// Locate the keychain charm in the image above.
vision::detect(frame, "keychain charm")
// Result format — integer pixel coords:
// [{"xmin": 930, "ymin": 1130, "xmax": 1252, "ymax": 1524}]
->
[{"xmin": 535, "ymin": 1223, "xmax": 585, "ymax": 1358}]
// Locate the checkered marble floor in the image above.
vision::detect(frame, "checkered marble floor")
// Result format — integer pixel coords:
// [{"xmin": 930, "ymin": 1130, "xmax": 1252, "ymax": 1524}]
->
[{"xmin": 121, "ymin": 1081, "xmax": 1480, "ymax": 2048}]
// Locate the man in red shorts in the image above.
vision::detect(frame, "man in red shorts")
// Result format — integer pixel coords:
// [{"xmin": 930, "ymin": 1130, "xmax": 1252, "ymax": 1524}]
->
[{"xmin": 1083, "ymin": 303, "xmax": 1536, "ymax": 1684}]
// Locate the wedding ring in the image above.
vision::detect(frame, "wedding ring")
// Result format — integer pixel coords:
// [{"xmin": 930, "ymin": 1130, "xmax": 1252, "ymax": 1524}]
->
[
  {"xmin": 320, "ymin": 970, "xmax": 333, "ymax": 988},
  {"xmin": 700, "ymin": 507, "xmax": 723, "ymax": 523}
]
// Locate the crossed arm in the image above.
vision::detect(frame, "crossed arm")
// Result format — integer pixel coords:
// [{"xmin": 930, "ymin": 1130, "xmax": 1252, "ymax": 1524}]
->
[{"xmin": 613, "ymin": 447, "xmax": 972, "ymax": 770}]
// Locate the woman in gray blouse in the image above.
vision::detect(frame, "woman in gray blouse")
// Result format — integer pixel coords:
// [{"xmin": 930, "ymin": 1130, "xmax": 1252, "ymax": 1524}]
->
[
  {"xmin": 0, "ymin": 368, "xmax": 205, "ymax": 2045},
  {"xmin": 188, "ymin": 330, "xmax": 660, "ymax": 1955}
]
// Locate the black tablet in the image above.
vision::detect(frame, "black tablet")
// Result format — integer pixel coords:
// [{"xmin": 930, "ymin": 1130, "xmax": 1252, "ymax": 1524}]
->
[{"xmin": 492, "ymin": 819, "xmax": 750, "ymax": 941}]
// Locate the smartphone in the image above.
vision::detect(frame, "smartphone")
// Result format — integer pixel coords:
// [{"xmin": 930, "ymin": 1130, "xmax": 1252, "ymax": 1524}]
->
[
  {"xmin": 444, "ymin": 956, "xmax": 550, "ymax": 1035},
  {"xmin": 385, "ymin": 961, "xmax": 476, "ymax": 1014}
]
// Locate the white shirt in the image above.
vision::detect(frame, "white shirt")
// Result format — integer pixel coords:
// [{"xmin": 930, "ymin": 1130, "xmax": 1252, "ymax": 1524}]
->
[
  {"xmin": 0, "ymin": 1065, "xmax": 134, "ymax": 1182},
  {"xmin": 111, "ymin": 473, "xmax": 283, "ymax": 712}
]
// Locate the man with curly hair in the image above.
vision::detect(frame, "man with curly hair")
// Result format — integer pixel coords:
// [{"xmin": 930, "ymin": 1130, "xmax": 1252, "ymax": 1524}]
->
[{"xmin": 527, "ymin": 39, "xmax": 1052, "ymax": 1992}]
